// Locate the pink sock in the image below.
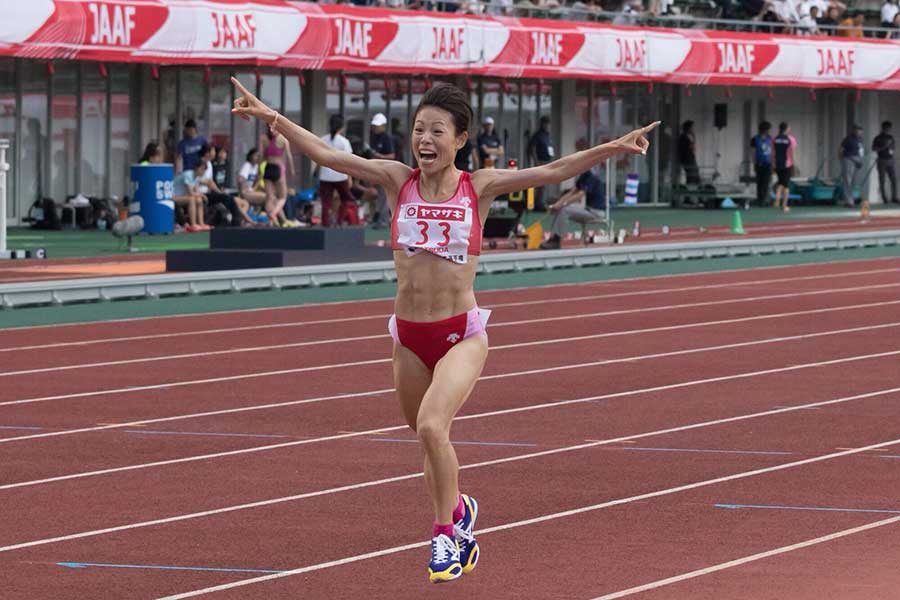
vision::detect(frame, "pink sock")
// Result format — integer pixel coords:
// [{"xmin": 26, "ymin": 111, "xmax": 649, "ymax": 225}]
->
[
  {"xmin": 433, "ymin": 523, "xmax": 454, "ymax": 539},
  {"xmin": 452, "ymin": 495, "xmax": 465, "ymax": 523}
]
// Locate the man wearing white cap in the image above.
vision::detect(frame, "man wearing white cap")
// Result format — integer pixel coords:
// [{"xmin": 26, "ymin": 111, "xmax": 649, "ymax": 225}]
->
[
  {"xmin": 477, "ymin": 116, "xmax": 504, "ymax": 168},
  {"xmin": 370, "ymin": 113, "xmax": 395, "ymax": 227}
]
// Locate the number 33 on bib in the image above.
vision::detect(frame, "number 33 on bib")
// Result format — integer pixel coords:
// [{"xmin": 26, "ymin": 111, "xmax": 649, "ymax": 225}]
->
[{"xmin": 396, "ymin": 203, "xmax": 474, "ymax": 264}]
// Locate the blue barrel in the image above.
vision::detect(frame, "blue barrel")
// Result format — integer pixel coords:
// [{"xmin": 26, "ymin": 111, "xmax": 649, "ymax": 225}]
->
[
  {"xmin": 130, "ymin": 164, "xmax": 174, "ymax": 234},
  {"xmin": 624, "ymin": 173, "xmax": 640, "ymax": 206}
]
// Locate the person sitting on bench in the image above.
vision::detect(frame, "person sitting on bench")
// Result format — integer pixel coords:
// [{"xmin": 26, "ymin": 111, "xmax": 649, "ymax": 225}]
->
[{"xmin": 541, "ymin": 140, "xmax": 606, "ymax": 250}]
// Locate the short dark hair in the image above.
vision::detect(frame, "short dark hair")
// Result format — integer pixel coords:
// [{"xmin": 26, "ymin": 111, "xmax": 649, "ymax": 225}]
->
[
  {"xmin": 540, "ymin": 115, "xmax": 551, "ymax": 126},
  {"xmin": 185, "ymin": 119, "xmax": 197, "ymax": 129},
  {"xmin": 329, "ymin": 114, "xmax": 345, "ymax": 139},
  {"xmin": 779, "ymin": 122, "xmax": 788, "ymax": 133},
  {"xmin": 759, "ymin": 121, "xmax": 772, "ymax": 133},
  {"xmin": 245, "ymin": 147, "xmax": 258, "ymax": 162},
  {"xmin": 414, "ymin": 83, "xmax": 472, "ymax": 135},
  {"xmin": 883, "ymin": 121, "xmax": 893, "ymax": 130},
  {"xmin": 199, "ymin": 143, "xmax": 211, "ymax": 158},
  {"xmin": 682, "ymin": 120, "xmax": 694, "ymax": 132}
]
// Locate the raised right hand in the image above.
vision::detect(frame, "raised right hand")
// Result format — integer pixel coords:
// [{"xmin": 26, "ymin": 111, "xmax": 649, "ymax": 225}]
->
[{"xmin": 231, "ymin": 77, "xmax": 276, "ymax": 124}]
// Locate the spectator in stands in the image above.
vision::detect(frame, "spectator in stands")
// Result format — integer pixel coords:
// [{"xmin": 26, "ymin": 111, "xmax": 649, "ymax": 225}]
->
[
  {"xmin": 817, "ymin": 5, "xmax": 843, "ymax": 33},
  {"xmin": 238, "ymin": 148, "xmax": 268, "ymax": 218},
  {"xmin": 212, "ymin": 146, "xmax": 230, "ymax": 190},
  {"xmin": 175, "ymin": 119, "xmax": 207, "ymax": 174},
  {"xmin": 798, "ymin": 5, "xmax": 821, "ymax": 34},
  {"xmin": 172, "ymin": 161, "xmax": 208, "ymax": 232},
  {"xmin": 750, "ymin": 121, "xmax": 774, "ymax": 210},
  {"xmin": 838, "ymin": 10, "xmax": 864, "ymax": 37},
  {"xmin": 873, "ymin": 121, "xmax": 897, "ymax": 204},
  {"xmin": 738, "ymin": 0, "xmax": 769, "ymax": 20},
  {"xmin": 487, "ymin": 0, "xmax": 514, "ymax": 15},
  {"xmin": 370, "ymin": 112, "xmax": 395, "ymax": 228},
  {"xmin": 197, "ymin": 144, "xmax": 253, "ymax": 226},
  {"xmin": 139, "ymin": 142, "xmax": 163, "ymax": 165},
  {"xmin": 317, "ymin": 114, "xmax": 355, "ymax": 227},
  {"xmin": 477, "ymin": 116, "xmax": 504, "ymax": 168},
  {"xmin": 765, "ymin": 0, "xmax": 799, "ymax": 32},
  {"xmin": 893, "ymin": 12, "xmax": 900, "ymax": 38},
  {"xmin": 613, "ymin": 0, "xmax": 645, "ymax": 25},
  {"xmin": 882, "ymin": 0, "xmax": 899, "ymax": 35},
  {"xmin": 839, "ymin": 124, "xmax": 865, "ymax": 206},
  {"xmin": 541, "ymin": 139, "xmax": 606, "ymax": 250},
  {"xmin": 677, "ymin": 120, "xmax": 700, "ymax": 184},
  {"xmin": 773, "ymin": 122, "xmax": 797, "ymax": 212}
]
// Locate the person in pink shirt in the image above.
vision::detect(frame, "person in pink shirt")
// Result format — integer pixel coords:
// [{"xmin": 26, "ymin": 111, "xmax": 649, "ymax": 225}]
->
[
  {"xmin": 231, "ymin": 77, "xmax": 657, "ymax": 584},
  {"xmin": 774, "ymin": 122, "xmax": 798, "ymax": 212}
]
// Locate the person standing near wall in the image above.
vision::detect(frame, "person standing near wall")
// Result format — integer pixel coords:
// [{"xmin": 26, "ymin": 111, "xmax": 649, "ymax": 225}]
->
[
  {"xmin": 750, "ymin": 121, "xmax": 773, "ymax": 210},
  {"xmin": 477, "ymin": 116, "xmax": 504, "ymax": 168},
  {"xmin": 317, "ymin": 114, "xmax": 356, "ymax": 227},
  {"xmin": 872, "ymin": 121, "xmax": 897, "ymax": 204},
  {"xmin": 839, "ymin": 124, "xmax": 865, "ymax": 207},
  {"xmin": 370, "ymin": 113, "xmax": 395, "ymax": 228},
  {"xmin": 677, "ymin": 120, "xmax": 700, "ymax": 184},
  {"xmin": 773, "ymin": 122, "xmax": 797, "ymax": 212},
  {"xmin": 528, "ymin": 115, "xmax": 555, "ymax": 210},
  {"xmin": 175, "ymin": 119, "xmax": 207, "ymax": 174}
]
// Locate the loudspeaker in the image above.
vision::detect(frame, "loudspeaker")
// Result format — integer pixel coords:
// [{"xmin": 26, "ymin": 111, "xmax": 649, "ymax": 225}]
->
[{"xmin": 714, "ymin": 104, "xmax": 728, "ymax": 129}]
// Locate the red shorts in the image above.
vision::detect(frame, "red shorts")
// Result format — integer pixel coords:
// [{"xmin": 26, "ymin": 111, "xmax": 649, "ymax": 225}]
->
[{"xmin": 389, "ymin": 307, "xmax": 491, "ymax": 371}]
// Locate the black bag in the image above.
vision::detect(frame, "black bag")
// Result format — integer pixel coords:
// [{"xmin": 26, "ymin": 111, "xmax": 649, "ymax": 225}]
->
[{"xmin": 29, "ymin": 197, "xmax": 62, "ymax": 230}]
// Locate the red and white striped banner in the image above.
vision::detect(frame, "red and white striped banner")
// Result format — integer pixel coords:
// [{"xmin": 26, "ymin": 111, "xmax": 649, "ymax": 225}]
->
[{"xmin": 2, "ymin": 0, "xmax": 898, "ymax": 90}]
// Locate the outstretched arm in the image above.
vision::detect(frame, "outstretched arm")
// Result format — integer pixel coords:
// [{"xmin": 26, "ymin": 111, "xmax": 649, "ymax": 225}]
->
[
  {"xmin": 231, "ymin": 78, "xmax": 410, "ymax": 193},
  {"xmin": 473, "ymin": 122, "xmax": 659, "ymax": 199}
]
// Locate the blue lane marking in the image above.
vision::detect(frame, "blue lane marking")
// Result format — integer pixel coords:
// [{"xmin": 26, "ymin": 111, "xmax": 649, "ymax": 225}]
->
[
  {"xmin": 368, "ymin": 438, "xmax": 537, "ymax": 448},
  {"xmin": 57, "ymin": 562, "xmax": 285, "ymax": 574},
  {"xmin": 716, "ymin": 503, "xmax": 900, "ymax": 514},
  {"xmin": 123, "ymin": 429, "xmax": 291, "ymax": 439},
  {"xmin": 0, "ymin": 425, "xmax": 44, "ymax": 430},
  {"xmin": 622, "ymin": 447, "xmax": 793, "ymax": 456}
]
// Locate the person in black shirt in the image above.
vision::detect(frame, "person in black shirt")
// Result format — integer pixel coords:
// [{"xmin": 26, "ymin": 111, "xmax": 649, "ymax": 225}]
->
[
  {"xmin": 477, "ymin": 116, "xmax": 504, "ymax": 168},
  {"xmin": 873, "ymin": 121, "xmax": 897, "ymax": 203},
  {"xmin": 839, "ymin": 125, "xmax": 864, "ymax": 206},
  {"xmin": 528, "ymin": 115, "xmax": 555, "ymax": 210},
  {"xmin": 677, "ymin": 120, "xmax": 700, "ymax": 184},
  {"xmin": 773, "ymin": 122, "xmax": 796, "ymax": 212},
  {"xmin": 541, "ymin": 139, "xmax": 606, "ymax": 249},
  {"xmin": 750, "ymin": 121, "xmax": 774, "ymax": 209},
  {"xmin": 370, "ymin": 113, "xmax": 395, "ymax": 227}
]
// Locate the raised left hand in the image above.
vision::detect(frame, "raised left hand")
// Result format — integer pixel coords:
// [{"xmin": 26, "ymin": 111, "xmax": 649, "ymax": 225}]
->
[{"xmin": 617, "ymin": 121, "xmax": 661, "ymax": 156}]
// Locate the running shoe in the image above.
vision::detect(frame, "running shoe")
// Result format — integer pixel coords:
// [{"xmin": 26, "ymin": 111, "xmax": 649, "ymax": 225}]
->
[
  {"xmin": 454, "ymin": 494, "xmax": 480, "ymax": 574},
  {"xmin": 428, "ymin": 533, "xmax": 462, "ymax": 583}
]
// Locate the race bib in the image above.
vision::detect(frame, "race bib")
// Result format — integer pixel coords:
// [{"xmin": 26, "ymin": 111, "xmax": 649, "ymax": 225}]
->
[{"xmin": 396, "ymin": 203, "xmax": 472, "ymax": 264}]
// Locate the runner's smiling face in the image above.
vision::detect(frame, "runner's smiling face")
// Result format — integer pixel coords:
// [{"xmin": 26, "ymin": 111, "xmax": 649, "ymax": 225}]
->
[{"xmin": 412, "ymin": 106, "xmax": 467, "ymax": 175}]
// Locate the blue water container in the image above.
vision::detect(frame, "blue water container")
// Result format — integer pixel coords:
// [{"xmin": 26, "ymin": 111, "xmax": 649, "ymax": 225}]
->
[{"xmin": 130, "ymin": 164, "xmax": 175, "ymax": 234}]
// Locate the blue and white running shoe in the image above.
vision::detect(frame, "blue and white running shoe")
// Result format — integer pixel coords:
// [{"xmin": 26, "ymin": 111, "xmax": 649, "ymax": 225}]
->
[
  {"xmin": 454, "ymin": 494, "xmax": 480, "ymax": 574},
  {"xmin": 428, "ymin": 533, "xmax": 462, "ymax": 583}
]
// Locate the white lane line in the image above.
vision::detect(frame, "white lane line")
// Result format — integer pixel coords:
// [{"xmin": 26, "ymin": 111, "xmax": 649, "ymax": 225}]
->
[
  {"xmin": 2, "ymin": 315, "xmax": 900, "ymax": 440},
  {"xmin": 2, "ymin": 265, "xmax": 896, "ymax": 353},
  {"xmin": 154, "ymin": 433, "xmax": 900, "ymax": 599},
  {"xmin": 4, "ymin": 281, "xmax": 899, "ymax": 378},
  {"xmin": 5, "ymin": 385, "xmax": 900, "ymax": 555},
  {"xmin": 4, "ymin": 346, "xmax": 900, "ymax": 491},
  {"xmin": 590, "ymin": 517, "xmax": 900, "ymax": 599}
]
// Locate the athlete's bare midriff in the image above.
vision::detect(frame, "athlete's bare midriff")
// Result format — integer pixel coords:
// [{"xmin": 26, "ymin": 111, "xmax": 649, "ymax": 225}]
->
[{"xmin": 393, "ymin": 250, "xmax": 479, "ymax": 322}]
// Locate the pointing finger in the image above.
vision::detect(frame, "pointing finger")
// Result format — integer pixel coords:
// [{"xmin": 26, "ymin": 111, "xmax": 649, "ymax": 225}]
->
[
  {"xmin": 231, "ymin": 76, "xmax": 251, "ymax": 96},
  {"xmin": 642, "ymin": 121, "xmax": 661, "ymax": 134}
]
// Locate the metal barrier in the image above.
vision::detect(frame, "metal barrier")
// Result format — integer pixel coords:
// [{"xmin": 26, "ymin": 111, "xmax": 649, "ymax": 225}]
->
[{"xmin": 0, "ymin": 139, "xmax": 9, "ymax": 255}]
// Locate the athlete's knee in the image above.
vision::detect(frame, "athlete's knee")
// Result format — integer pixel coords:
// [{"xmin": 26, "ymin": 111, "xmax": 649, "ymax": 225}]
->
[{"xmin": 416, "ymin": 416, "xmax": 450, "ymax": 450}]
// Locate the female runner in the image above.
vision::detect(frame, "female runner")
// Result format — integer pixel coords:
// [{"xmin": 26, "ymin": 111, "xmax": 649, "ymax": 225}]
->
[{"xmin": 231, "ymin": 78, "xmax": 658, "ymax": 583}]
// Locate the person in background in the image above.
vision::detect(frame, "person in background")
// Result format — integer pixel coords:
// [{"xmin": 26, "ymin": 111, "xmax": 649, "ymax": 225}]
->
[
  {"xmin": 818, "ymin": 5, "xmax": 842, "ymax": 32},
  {"xmin": 391, "ymin": 117, "xmax": 407, "ymax": 165},
  {"xmin": 528, "ymin": 115, "xmax": 555, "ymax": 210},
  {"xmin": 454, "ymin": 135, "xmax": 479, "ymax": 172},
  {"xmin": 175, "ymin": 119, "xmax": 207, "ymax": 174},
  {"xmin": 677, "ymin": 120, "xmax": 700, "ymax": 184},
  {"xmin": 750, "ymin": 121, "xmax": 774, "ymax": 210},
  {"xmin": 881, "ymin": 0, "xmax": 899, "ymax": 36},
  {"xmin": 873, "ymin": 121, "xmax": 897, "ymax": 204},
  {"xmin": 172, "ymin": 161, "xmax": 209, "ymax": 232},
  {"xmin": 477, "ymin": 116, "xmax": 504, "ymax": 168},
  {"xmin": 139, "ymin": 142, "xmax": 163, "ymax": 165},
  {"xmin": 773, "ymin": 122, "xmax": 797, "ymax": 212},
  {"xmin": 838, "ymin": 10, "xmax": 865, "ymax": 37},
  {"xmin": 839, "ymin": 124, "xmax": 865, "ymax": 207},
  {"xmin": 197, "ymin": 144, "xmax": 253, "ymax": 226},
  {"xmin": 262, "ymin": 124, "xmax": 296, "ymax": 227},
  {"xmin": 370, "ymin": 113, "xmax": 395, "ymax": 228},
  {"xmin": 238, "ymin": 148, "xmax": 268, "ymax": 219},
  {"xmin": 212, "ymin": 146, "xmax": 230, "ymax": 190},
  {"xmin": 798, "ymin": 5, "xmax": 821, "ymax": 35},
  {"xmin": 318, "ymin": 114, "xmax": 356, "ymax": 227},
  {"xmin": 541, "ymin": 138, "xmax": 606, "ymax": 250}
]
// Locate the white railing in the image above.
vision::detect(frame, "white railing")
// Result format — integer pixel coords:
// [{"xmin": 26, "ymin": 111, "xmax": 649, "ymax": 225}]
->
[{"xmin": 0, "ymin": 140, "xmax": 9, "ymax": 254}]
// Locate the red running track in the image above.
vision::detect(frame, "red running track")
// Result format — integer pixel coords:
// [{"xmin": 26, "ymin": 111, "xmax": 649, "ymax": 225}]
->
[{"xmin": 2, "ymin": 257, "xmax": 900, "ymax": 599}]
